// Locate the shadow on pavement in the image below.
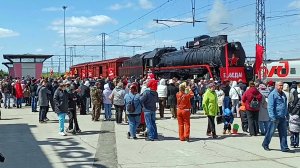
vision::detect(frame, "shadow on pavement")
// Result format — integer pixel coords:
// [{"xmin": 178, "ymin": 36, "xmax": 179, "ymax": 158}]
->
[
  {"xmin": 0, "ymin": 124, "xmax": 53, "ymax": 168},
  {"xmin": 158, "ymin": 133, "xmax": 250, "ymax": 142},
  {"xmin": 0, "ymin": 118, "xmax": 22, "ymax": 120},
  {"xmin": 39, "ymin": 137, "xmax": 97, "ymax": 168}
]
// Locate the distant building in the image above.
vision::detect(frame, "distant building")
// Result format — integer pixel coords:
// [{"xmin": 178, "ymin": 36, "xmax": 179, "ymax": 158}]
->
[{"xmin": 2, "ymin": 54, "xmax": 52, "ymax": 78}]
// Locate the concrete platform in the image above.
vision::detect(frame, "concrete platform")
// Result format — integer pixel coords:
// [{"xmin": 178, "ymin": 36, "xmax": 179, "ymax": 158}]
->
[{"xmin": 0, "ymin": 107, "xmax": 299, "ymax": 168}]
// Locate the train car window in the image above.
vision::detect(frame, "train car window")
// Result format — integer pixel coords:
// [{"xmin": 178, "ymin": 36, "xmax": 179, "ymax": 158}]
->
[
  {"xmin": 99, "ymin": 66, "xmax": 103, "ymax": 74},
  {"xmin": 291, "ymin": 68, "xmax": 296, "ymax": 74},
  {"xmin": 282, "ymin": 68, "xmax": 286, "ymax": 74}
]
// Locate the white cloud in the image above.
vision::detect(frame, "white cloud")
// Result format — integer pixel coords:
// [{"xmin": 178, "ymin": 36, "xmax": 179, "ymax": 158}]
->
[
  {"xmin": 207, "ymin": 0, "xmax": 229, "ymax": 32},
  {"xmin": 35, "ymin": 48, "xmax": 43, "ymax": 53},
  {"xmin": 109, "ymin": 2, "xmax": 133, "ymax": 10},
  {"xmin": 289, "ymin": 0, "xmax": 300, "ymax": 9},
  {"xmin": 42, "ymin": 7, "xmax": 62, "ymax": 12},
  {"xmin": 119, "ymin": 29, "xmax": 150, "ymax": 39},
  {"xmin": 51, "ymin": 26, "xmax": 93, "ymax": 35},
  {"xmin": 52, "ymin": 15, "xmax": 117, "ymax": 27},
  {"xmin": 139, "ymin": 0, "xmax": 154, "ymax": 9},
  {"xmin": 0, "ymin": 28, "xmax": 19, "ymax": 38}
]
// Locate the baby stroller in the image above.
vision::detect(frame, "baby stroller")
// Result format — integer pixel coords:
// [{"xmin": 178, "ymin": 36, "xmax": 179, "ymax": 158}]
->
[{"xmin": 136, "ymin": 111, "xmax": 147, "ymax": 137}]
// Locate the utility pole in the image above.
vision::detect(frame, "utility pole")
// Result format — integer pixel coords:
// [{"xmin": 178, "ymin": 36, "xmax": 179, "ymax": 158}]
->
[
  {"xmin": 58, "ymin": 56, "xmax": 61, "ymax": 75},
  {"xmin": 101, "ymin": 33, "xmax": 106, "ymax": 60},
  {"xmin": 51, "ymin": 57, "xmax": 53, "ymax": 70},
  {"xmin": 63, "ymin": 6, "xmax": 67, "ymax": 72},
  {"xmin": 69, "ymin": 47, "xmax": 73, "ymax": 67}
]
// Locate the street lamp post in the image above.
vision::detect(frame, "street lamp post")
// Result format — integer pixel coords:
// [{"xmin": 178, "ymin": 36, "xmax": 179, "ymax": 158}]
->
[{"xmin": 62, "ymin": 6, "xmax": 67, "ymax": 73}]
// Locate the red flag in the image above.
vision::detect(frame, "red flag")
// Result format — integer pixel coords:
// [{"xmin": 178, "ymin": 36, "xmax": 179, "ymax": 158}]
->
[
  {"xmin": 255, "ymin": 44, "xmax": 264, "ymax": 74},
  {"xmin": 225, "ymin": 43, "xmax": 229, "ymax": 77}
]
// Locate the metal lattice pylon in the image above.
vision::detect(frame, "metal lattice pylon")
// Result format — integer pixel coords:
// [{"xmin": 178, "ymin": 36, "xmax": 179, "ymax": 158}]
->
[{"xmin": 256, "ymin": 0, "xmax": 266, "ymax": 59}]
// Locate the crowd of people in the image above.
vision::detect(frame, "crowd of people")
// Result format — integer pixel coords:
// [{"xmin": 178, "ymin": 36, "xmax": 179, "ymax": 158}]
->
[{"xmin": 0, "ymin": 75, "xmax": 299, "ymax": 152}]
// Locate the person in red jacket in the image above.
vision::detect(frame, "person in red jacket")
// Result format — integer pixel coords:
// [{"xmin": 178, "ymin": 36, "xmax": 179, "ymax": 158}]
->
[
  {"xmin": 15, "ymin": 80, "xmax": 23, "ymax": 108},
  {"xmin": 176, "ymin": 83, "xmax": 194, "ymax": 142},
  {"xmin": 242, "ymin": 81, "xmax": 262, "ymax": 136}
]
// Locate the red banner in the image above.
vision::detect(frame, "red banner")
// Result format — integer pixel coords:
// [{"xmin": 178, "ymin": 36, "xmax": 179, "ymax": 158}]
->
[
  {"xmin": 108, "ymin": 68, "xmax": 114, "ymax": 80},
  {"xmin": 82, "ymin": 69, "xmax": 86, "ymax": 78},
  {"xmin": 255, "ymin": 44, "xmax": 264, "ymax": 75},
  {"xmin": 88, "ymin": 69, "xmax": 93, "ymax": 77},
  {"xmin": 220, "ymin": 67, "xmax": 247, "ymax": 83}
]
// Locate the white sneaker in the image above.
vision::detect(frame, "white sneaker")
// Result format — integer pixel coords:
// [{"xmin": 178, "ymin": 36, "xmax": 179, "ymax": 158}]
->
[{"xmin": 59, "ymin": 132, "xmax": 66, "ymax": 136}]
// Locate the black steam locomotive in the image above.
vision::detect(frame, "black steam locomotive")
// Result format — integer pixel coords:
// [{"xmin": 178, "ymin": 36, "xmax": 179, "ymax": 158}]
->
[{"xmin": 119, "ymin": 35, "xmax": 251, "ymax": 81}]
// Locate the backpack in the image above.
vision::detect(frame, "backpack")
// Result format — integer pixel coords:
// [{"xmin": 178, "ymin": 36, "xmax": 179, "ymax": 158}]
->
[
  {"xmin": 126, "ymin": 95, "xmax": 136, "ymax": 113},
  {"xmin": 250, "ymin": 96, "xmax": 260, "ymax": 110}
]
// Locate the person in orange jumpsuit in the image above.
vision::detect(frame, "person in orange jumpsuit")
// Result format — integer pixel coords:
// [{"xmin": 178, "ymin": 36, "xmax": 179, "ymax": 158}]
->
[{"xmin": 176, "ymin": 83, "xmax": 194, "ymax": 142}]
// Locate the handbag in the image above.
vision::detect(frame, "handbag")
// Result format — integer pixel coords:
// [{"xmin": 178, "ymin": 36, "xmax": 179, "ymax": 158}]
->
[
  {"xmin": 216, "ymin": 115, "xmax": 224, "ymax": 124},
  {"xmin": 233, "ymin": 87, "xmax": 241, "ymax": 101}
]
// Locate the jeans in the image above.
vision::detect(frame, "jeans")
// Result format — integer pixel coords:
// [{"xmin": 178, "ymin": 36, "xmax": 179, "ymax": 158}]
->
[
  {"xmin": 31, "ymin": 96, "xmax": 37, "ymax": 111},
  {"xmin": 199, "ymin": 95, "xmax": 203, "ymax": 110},
  {"xmin": 16, "ymin": 98, "xmax": 22, "ymax": 108},
  {"xmin": 231, "ymin": 99, "xmax": 240, "ymax": 116},
  {"xmin": 80, "ymin": 97, "xmax": 87, "ymax": 115},
  {"xmin": 86, "ymin": 97, "xmax": 90, "ymax": 112},
  {"xmin": 222, "ymin": 96, "xmax": 231, "ymax": 113},
  {"xmin": 259, "ymin": 121, "xmax": 269, "ymax": 135},
  {"xmin": 115, "ymin": 105, "xmax": 124, "ymax": 123},
  {"xmin": 68, "ymin": 109, "xmax": 80, "ymax": 131},
  {"xmin": 262, "ymin": 117, "xmax": 289, "ymax": 151},
  {"xmin": 4, "ymin": 93, "xmax": 11, "ymax": 108},
  {"xmin": 39, "ymin": 106, "xmax": 47, "ymax": 121},
  {"xmin": 144, "ymin": 111, "xmax": 158, "ymax": 140},
  {"xmin": 290, "ymin": 132, "xmax": 299, "ymax": 147},
  {"xmin": 128, "ymin": 114, "xmax": 141, "ymax": 138},
  {"xmin": 191, "ymin": 98, "xmax": 197, "ymax": 114},
  {"xmin": 158, "ymin": 97, "xmax": 166, "ymax": 118},
  {"xmin": 57, "ymin": 112, "xmax": 66, "ymax": 132},
  {"xmin": 104, "ymin": 104, "xmax": 112, "ymax": 119}
]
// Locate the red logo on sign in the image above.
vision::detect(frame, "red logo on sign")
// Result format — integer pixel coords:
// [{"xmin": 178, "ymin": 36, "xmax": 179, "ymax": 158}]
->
[{"xmin": 259, "ymin": 61, "xmax": 289, "ymax": 78}]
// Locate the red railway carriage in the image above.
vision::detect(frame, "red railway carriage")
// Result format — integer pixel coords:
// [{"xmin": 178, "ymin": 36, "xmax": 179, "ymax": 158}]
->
[{"xmin": 70, "ymin": 57, "xmax": 129, "ymax": 79}]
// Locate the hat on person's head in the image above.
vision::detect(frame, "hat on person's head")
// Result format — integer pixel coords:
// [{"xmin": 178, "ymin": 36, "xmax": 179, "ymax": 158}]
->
[
  {"xmin": 259, "ymin": 84, "xmax": 267, "ymax": 90},
  {"xmin": 147, "ymin": 79, "xmax": 157, "ymax": 91},
  {"xmin": 267, "ymin": 80, "xmax": 275, "ymax": 87},
  {"xmin": 84, "ymin": 81, "xmax": 90, "ymax": 87}
]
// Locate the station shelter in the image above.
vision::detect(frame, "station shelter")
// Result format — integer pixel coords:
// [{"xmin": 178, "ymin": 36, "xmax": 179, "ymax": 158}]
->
[{"xmin": 2, "ymin": 54, "xmax": 52, "ymax": 79}]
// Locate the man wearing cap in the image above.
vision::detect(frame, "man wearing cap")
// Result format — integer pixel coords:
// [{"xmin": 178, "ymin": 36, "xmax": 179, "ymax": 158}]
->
[
  {"xmin": 140, "ymin": 79, "xmax": 159, "ymax": 141},
  {"xmin": 66, "ymin": 83, "xmax": 81, "ymax": 133},
  {"xmin": 54, "ymin": 82, "xmax": 69, "ymax": 136}
]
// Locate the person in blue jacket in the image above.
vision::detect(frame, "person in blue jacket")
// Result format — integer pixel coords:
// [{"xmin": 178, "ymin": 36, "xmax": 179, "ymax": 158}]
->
[
  {"xmin": 262, "ymin": 81, "xmax": 291, "ymax": 152},
  {"xmin": 124, "ymin": 84, "xmax": 142, "ymax": 139},
  {"xmin": 140, "ymin": 79, "xmax": 159, "ymax": 141}
]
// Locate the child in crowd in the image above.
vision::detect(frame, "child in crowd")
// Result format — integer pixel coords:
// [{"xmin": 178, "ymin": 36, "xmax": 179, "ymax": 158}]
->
[
  {"xmin": 223, "ymin": 108, "xmax": 234, "ymax": 135},
  {"xmin": 239, "ymin": 103, "xmax": 248, "ymax": 133}
]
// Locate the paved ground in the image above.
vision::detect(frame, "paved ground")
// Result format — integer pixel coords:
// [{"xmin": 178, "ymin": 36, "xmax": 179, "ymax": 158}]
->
[{"xmin": 0, "ymin": 106, "xmax": 300, "ymax": 168}]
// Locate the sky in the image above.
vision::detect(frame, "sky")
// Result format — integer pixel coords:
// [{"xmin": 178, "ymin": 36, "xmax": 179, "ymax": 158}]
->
[{"xmin": 0, "ymin": 0, "xmax": 300, "ymax": 73}]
